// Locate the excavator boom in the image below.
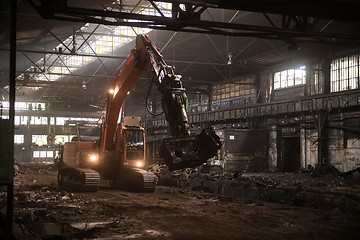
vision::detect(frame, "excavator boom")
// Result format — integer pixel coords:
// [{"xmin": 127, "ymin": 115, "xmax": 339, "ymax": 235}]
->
[{"xmin": 100, "ymin": 51, "xmax": 143, "ymax": 153}]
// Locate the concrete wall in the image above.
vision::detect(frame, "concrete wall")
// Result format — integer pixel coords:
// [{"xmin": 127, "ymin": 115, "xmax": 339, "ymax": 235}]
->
[
  {"xmin": 304, "ymin": 129, "xmax": 318, "ymax": 169},
  {"xmin": 272, "ymin": 85, "xmax": 305, "ymax": 102},
  {"xmin": 211, "ymin": 124, "xmax": 359, "ymax": 174},
  {"xmin": 302, "ymin": 128, "xmax": 360, "ymax": 172},
  {"xmin": 343, "ymin": 139, "xmax": 360, "ymax": 171},
  {"xmin": 328, "ymin": 127, "xmax": 360, "ymax": 172}
]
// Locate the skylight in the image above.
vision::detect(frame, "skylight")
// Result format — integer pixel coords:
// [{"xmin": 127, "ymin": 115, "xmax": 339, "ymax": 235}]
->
[{"xmin": 17, "ymin": 2, "xmax": 171, "ymax": 86}]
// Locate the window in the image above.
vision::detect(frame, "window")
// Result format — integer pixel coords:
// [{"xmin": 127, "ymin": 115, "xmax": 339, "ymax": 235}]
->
[
  {"xmin": 55, "ymin": 135, "xmax": 75, "ymax": 144},
  {"xmin": 56, "ymin": 117, "xmax": 69, "ymax": 126},
  {"xmin": 40, "ymin": 151, "xmax": 47, "ymax": 158},
  {"xmin": 16, "ymin": 102, "xmax": 27, "ymax": 110},
  {"xmin": 274, "ymin": 66, "xmax": 306, "ymax": 89},
  {"xmin": 33, "ymin": 151, "xmax": 53, "ymax": 158},
  {"xmin": 33, "ymin": 151, "xmax": 40, "ymax": 158},
  {"xmin": 55, "ymin": 117, "xmax": 99, "ymax": 126},
  {"xmin": 50, "ymin": 117, "xmax": 55, "ymax": 125},
  {"xmin": 309, "ymin": 63, "xmax": 324, "ymax": 95},
  {"xmin": 14, "ymin": 135, "xmax": 24, "ymax": 144},
  {"xmin": 330, "ymin": 54, "xmax": 360, "ymax": 92},
  {"xmin": 125, "ymin": 129, "xmax": 144, "ymax": 160},
  {"xmin": 32, "ymin": 135, "xmax": 47, "ymax": 146},
  {"xmin": 14, "ymin": 116, "xmax": 28, "ymax": 125},
  {"xmin": 30, "ymin": 116, "xmax": 48, "ymax": 125},
  {"xmin": 212, "ymin": 76, "xmax": 256, "ymax": 101},
  {"xmin": 17, "ymin": 2, "xmax": 172, "ymax": 84}
]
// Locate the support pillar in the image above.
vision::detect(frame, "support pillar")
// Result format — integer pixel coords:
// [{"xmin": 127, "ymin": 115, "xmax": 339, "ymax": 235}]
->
[
  {"xmin": 313, "ymin": 110, "xmax": 329, "ymax": 165},
  {"xmin": 268, "ymin": 125, "xmax": 277, "ymax": 172},
  {"xmin": 4, "ymin": 1, "xmax": 17, "ymax": 238},
  {"xmin": 207, "ymin": 84, "xmax": 213, "ymax": 111},
  {"xmin": 300, "ymin": 127, "xmax": 307, "ymax": 169}
]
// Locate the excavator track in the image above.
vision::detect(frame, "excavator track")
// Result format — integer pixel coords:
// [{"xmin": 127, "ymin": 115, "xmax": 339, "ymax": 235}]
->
[
  {"xmin": 109, "ymin": 167, "xmax": 157, "ymax": 192},
  {"xmin": 58, "ymin": 167, "xmax": 100, "ymax": 192},
  {"xmin": 160, "ymin": 129, "xmax": 222, "ymax": 170},
  {"xmin": 111, "ymin": 168, "xmax": 157, "ymax": 192}
]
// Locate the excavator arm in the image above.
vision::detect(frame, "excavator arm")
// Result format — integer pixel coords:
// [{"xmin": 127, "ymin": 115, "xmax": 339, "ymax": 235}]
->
[
  {"xmin": 136, "ymin": 34, "xmax": 190, "ymax": 137},
  {"xmin": 101, "ymin": 34, "xmax": 221, "ymax": 170}
]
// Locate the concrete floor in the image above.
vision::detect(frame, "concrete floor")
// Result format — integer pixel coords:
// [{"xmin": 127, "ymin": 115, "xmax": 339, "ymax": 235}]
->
[{"xmin": 0, "ymin": 166, "xmax": 359, "ymax": 239}]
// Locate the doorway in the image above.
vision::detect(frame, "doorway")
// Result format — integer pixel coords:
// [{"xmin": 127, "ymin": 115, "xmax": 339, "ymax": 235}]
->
[{"xmin": 280, "ymin": 135, "xmax": 300, "ymax": 172}]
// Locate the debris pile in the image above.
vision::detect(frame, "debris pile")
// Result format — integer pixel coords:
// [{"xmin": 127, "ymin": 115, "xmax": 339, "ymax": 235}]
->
[
  {"xmin": 340, "ymin": 166, "xmax": 360, "ymax": 180},
  {"xmin": 147, "ymin": 163, "xmax": 360, "ymax": 213},
  {"xmin": 147, "ymin": 163, "xmax": 302, "ymax": 192},
  {"xmin": 312, "ymin": 163, "xmax": 341, "ymax": 176},
  {"xmin": 1, "ymin": 164, "xmax": 358, "ymax": 239},
  {"xmin": 1, "ymin": 180, "xmax": 121, "ymax": 239},
  {"xmin": 148, "ymin": 163, "xmax": 224, "ymax": 191}
]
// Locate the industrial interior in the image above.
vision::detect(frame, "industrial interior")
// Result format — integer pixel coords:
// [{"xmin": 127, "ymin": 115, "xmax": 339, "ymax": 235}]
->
[{"xmin": 1, "ymin": 0, "xmax": 360, "ymax": 239}]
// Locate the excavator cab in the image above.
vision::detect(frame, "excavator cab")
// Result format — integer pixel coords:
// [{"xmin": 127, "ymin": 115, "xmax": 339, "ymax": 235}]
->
[
  {"xmin": 109, "ymin": 119, "xmax": 155, "ymax": 191},
  {"xmin": 122, "ymin": 127, "xmax": 146, "ymax": 169},
  {"xmin": 111, "ymin": 116, "xmax": 150, "ymax": 170}
]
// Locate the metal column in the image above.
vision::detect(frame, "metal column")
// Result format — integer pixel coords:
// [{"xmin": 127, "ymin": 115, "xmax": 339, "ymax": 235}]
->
[{"xmin": 7, "ymin": 0, "xmax": 17, "ymax": 237}]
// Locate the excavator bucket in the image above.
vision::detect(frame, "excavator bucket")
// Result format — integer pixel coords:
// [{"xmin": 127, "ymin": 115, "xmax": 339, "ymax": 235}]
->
[{"xmin": 160, "ymin": 128, "xmax": 222, "ymax": 170}]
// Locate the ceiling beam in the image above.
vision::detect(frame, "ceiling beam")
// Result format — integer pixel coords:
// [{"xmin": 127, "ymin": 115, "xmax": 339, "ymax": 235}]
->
[
  {"xmin": 157, "ymin": 0, "xmax": 360, "ymax": 23},
  {"xmin": 27, "ymin": 0, "xmax": 360, "ymax": 45}
]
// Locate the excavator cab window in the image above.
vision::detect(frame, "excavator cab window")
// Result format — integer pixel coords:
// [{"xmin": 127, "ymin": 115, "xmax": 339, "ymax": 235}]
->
[{"xmin": 124, "ymin": 129, "xmax": 144, "ymax": 160}]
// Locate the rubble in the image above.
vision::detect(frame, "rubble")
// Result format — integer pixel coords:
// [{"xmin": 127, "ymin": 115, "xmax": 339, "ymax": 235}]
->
[
  {"xmin": 147, "ymin": 163, "xmax": 223, "ymax": 191},
  {"xmin": 0, "ymin": 165, "xmax": 359, "ymax": 239},
  {"xmin": 9, "ymin": 186, "xmax": 118, "ymax": 239},
  {"xmin": 340, "ymin": 166, "xmax": 360, "ymax": 180},
  {"xmin": 147, "ymin": 163, "xmax": 360, "ymax": 213},
  {"xmin": 14, "ymin": 164, "xmax": 19, "ymax": 176},
  {"xmin": 312, "ymin": 163, "xmax": 341, "ymax": 177}
]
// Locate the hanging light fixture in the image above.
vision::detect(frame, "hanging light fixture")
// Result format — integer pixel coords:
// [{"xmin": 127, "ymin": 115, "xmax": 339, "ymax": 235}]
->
[{"xmin": 227, "ymin": 52, "xmax": 232, "ymax": 65}]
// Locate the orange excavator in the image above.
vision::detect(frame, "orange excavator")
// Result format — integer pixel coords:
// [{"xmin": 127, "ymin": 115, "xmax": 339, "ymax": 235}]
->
[{"xmin": 57, "ymin": 34, "xmax": 221, "ymax": 192}]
